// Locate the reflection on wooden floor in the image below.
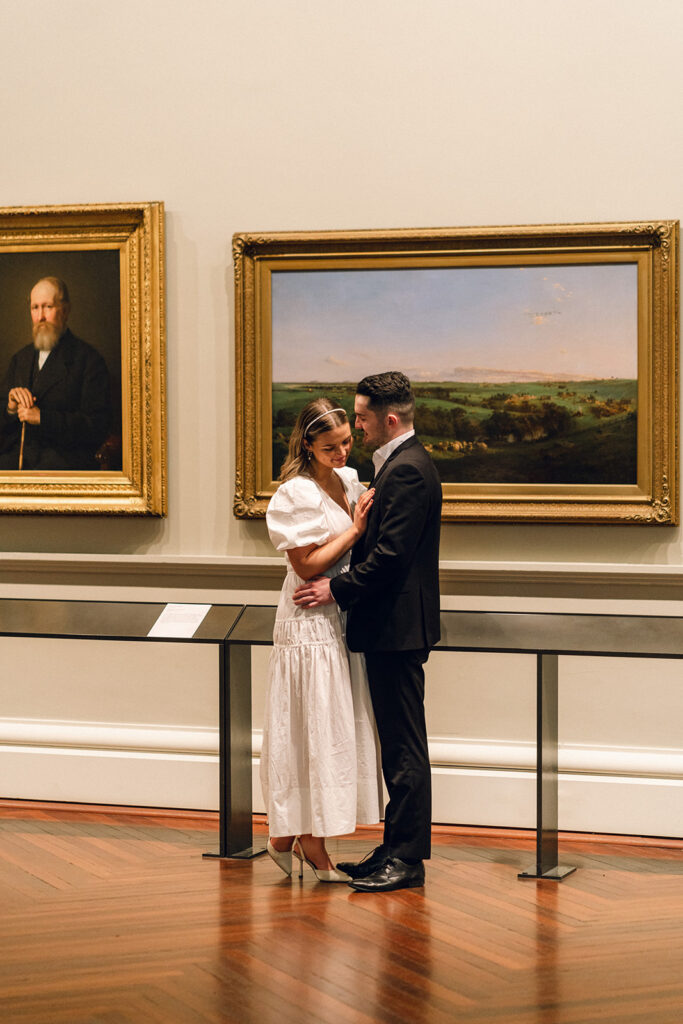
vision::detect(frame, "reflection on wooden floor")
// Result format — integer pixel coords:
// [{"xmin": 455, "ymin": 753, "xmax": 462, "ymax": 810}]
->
[{"xmin": 1, "ymin": 801, "xmax": 682, "ymax": 1024}]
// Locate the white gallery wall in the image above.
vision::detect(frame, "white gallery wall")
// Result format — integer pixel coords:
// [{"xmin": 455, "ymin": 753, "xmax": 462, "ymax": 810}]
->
[{"xmin": 1, "ymin": 0, "xmax": 682, "ymax": 836}]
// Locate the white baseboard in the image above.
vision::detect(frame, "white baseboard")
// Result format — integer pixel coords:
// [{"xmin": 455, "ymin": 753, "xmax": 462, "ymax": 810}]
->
[
  {"xmin": 0, "ymin": 744, "xmax": 220, "ymax": 810},
  {"xmin": 1, "ymin": 719, "xmax": 681, "ymax": 837}
]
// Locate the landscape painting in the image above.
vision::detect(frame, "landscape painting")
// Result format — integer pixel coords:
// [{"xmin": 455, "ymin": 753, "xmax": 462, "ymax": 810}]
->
[
  {"xmin": 233, "ymin": 223, "xmax": 677, "ymax": 523},
  {"xmin": 271, "ymin": 264, "xmax": 638, "ymax": 486}
]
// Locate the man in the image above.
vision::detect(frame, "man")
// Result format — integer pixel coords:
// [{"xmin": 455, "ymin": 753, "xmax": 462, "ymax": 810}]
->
[
  {"xmin": 0, "ymin": 276, "xmax": 111, "ymax": 470},
  {"xmin": 293, "ymin": 371, "xmax": 442, "ymax": 892}
]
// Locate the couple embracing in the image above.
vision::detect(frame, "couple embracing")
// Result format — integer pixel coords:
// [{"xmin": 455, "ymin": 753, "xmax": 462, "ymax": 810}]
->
[{"xmin": 261, "ymin": 371, "xmax": 441, "ymax": 893}]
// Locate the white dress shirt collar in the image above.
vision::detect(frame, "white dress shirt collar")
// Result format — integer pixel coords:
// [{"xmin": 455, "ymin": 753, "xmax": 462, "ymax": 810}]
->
[{"xmin": 372, "ymin": 429, "xmax": 415, "ymax": 474}]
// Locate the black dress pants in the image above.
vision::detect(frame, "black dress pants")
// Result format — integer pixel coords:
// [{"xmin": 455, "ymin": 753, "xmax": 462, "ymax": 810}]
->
[{"xmin": 364, "ymin": 648, "xmax": 432, "ymax": 862}]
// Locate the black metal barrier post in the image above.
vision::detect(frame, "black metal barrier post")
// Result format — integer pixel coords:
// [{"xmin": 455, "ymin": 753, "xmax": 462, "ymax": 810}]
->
[
  {"xmin": 204, "ymin": 606, "xmax": 270, "ymax": 860},
  {"xmin": 518, "ymin": 653, "xmax": 576, "ymax": 881}
]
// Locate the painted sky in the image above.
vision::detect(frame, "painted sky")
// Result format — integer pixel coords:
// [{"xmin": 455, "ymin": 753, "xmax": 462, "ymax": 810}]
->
[{"xmin": 271, "ymin": 263, "xmax": 638, "ymax": 382}]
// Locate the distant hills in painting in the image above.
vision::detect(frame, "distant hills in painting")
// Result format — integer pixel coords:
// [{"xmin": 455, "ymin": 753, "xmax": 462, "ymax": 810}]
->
[
  {"xmin": 273, "ymin": 378, "xmax": 637, "ymax": 485},
  {"xmin": 424, "ymin": 367, "xmax": 612, "ymax": 384}
]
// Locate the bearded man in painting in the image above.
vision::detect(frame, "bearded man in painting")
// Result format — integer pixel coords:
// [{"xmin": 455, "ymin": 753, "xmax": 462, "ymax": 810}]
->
[{"xmin": 0, "ymin": 276, "xmax": 111, "ymax": 470}]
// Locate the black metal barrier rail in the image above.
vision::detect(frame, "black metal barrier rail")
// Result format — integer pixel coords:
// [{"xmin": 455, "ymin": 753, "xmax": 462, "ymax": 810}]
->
[
  {"xmin": 2, "ymin": 599, "xmax": 679, "ymax": 879},
  {"xmin": 210, "ymin": 605, "xmax": 683, "ymax": 880}
]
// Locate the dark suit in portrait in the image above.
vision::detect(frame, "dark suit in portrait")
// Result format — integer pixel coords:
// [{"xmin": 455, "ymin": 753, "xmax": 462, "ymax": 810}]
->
[
  {"xmin": 0, "ymin": 329, "xmax": 112, "ymax": 470},
  {"xmin": 330, "ymin": 434, "xmax": 442, "ymax": 862}
]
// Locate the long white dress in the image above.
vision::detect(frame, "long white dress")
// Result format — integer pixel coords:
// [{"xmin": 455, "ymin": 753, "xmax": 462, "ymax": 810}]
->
[{"xmin": 261, "ymin": 466, "xmax": 383, "ymax": 838}]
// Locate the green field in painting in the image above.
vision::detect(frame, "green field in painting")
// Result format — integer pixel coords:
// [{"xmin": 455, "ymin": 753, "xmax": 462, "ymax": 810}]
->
[{"xmin": 272, "ymin": 379, "xmax": 638, "ymax": 485}]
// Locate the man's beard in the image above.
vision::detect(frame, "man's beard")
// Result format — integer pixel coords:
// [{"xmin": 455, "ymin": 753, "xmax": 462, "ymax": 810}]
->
[{"xmin": 32, "ymin": 322, "xmax": 62, "ymax": 352}]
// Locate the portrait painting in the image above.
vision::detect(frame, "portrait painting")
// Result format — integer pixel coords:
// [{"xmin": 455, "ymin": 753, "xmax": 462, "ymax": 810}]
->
[
  {"xmin": 234, "ymin": 222, "xmax": 678, "ymax": 523},
  {"xmin": 0, "ymin": 250, "xmax": 122, "ymax": 472},
  {"xmin": 0, "ymin": 203, "xmax": 166, "ymax": 515}
]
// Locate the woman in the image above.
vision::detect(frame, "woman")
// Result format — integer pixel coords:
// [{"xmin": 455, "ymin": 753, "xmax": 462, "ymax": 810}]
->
[{"xmin": 261, "ymin": 398, "xmax": 383, "ymax": 882}]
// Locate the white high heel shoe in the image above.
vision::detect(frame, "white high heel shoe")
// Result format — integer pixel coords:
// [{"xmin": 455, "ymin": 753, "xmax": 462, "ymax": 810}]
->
[
  {"xmin": 266, "ymin": 838, "xmax": 293, "ymax": 877},
  {"xmin": 293, "ymin": 838, "xmax": 351, "ymax": 883}
]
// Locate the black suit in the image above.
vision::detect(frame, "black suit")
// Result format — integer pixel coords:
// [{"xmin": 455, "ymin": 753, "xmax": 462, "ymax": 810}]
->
[
  {"xmin": 331, "ymin": 434, "xmax": 441, "ymax": 861},
  {"xmin": 0, "ymin": 330, "xmax": 111, "ymax": 470}
]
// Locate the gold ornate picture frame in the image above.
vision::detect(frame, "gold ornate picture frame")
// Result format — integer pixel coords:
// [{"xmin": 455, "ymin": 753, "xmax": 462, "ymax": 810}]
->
[
  {"xmin": 0, "ymin": 202, "xmax": 166, "ymax": 514},
  {"xmin": 234, "ymin": 222, "xmax": 678, "ymax": 524}
]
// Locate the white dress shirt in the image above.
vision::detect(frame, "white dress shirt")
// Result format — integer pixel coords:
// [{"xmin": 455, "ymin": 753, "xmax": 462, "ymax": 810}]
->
[{"xmin": 371, "ymin": 429, "xmax": 415, "ymax": 476}]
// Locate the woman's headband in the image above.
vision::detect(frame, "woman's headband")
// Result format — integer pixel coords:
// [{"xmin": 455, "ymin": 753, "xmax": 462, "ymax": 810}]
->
[{"xmin": 305, "ymin": 407, "xmax": 346, "ymax": 435}]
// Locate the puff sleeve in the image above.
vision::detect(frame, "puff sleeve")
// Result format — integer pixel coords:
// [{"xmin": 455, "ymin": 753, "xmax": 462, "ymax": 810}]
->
[{"xmin": 266, "ymin": 476, "xmax": 330, "ymax": 551}]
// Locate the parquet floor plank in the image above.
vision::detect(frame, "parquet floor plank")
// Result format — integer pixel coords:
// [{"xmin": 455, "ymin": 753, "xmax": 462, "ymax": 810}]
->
[
  {"xmin": 1, "ymin": 803, "xmax": 682, "ymax": 1023},
  {"xmin": 0, "ymin": 831, "xmax": 73, "ymax": 892},
  {"xmin": 319, "ymin": 897, "xmax": 501, "ymax": 993}
]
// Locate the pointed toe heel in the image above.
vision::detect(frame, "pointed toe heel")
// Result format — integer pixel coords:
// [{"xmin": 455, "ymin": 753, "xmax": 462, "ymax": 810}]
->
[
  {"xmin": 293, "ymin": 838, "xmax": 351, "ymax": 883},
  {"xmin": 266, "ymin": 839, "xmax": 293, "ymax": 877}
]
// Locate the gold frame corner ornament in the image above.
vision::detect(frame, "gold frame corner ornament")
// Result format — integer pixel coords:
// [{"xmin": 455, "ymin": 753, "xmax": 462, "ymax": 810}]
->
[
  {"xmin": 233, "ymin": 221, "xmax": 679, "ymax": 525},
  {"xmin": 0, "ymin": 201, "xmax": 167, "ymax": 515}
]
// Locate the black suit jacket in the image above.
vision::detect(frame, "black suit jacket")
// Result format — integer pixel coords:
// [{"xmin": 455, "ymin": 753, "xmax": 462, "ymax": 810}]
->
[
  {"xmin": 0, "ymin": 330, "xmax": 111, "ymax": 469},
  {"xmin": 330, "ymin": 434, "xmax": 441, "ymax": 653}
]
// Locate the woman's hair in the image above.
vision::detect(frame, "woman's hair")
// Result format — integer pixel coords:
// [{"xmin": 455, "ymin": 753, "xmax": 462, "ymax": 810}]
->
[{"xmin": 278, "ymin": 398, "xmax": 349, "ymax": 482}]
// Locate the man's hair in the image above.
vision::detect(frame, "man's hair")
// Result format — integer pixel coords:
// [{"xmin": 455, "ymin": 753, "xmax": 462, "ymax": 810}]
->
[
  {"xmin": 33, "ymin": 276, "xmax": 70, "ymax": 305},
  {"xmin": 357, "ymin": 370, "xmax": 415, "ymax": 424}
]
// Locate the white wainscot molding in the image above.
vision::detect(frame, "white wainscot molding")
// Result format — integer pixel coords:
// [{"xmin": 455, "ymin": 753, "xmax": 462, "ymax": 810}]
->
[
  {"xmin": 3, "ymin": 718, "xmax": 680, "ymax": 838},
  {"xmin": 7, "ymin": 554, "xmax": 683, "ymax": 605}
]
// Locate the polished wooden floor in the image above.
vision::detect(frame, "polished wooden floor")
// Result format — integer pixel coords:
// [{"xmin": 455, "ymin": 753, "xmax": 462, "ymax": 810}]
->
[{"xmin": 0, "ymin": 802, "xmax": 682, "ymax": 1024}]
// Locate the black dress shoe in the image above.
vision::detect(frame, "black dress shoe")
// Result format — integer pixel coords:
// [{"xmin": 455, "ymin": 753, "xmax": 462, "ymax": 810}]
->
[
  {"xmin": 348, "ymin": 857, "xmax": 425, "ymax": 893},
  {"xmin": 335, "ymin": 846, "xmax": 386, "ymax": 880}
]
